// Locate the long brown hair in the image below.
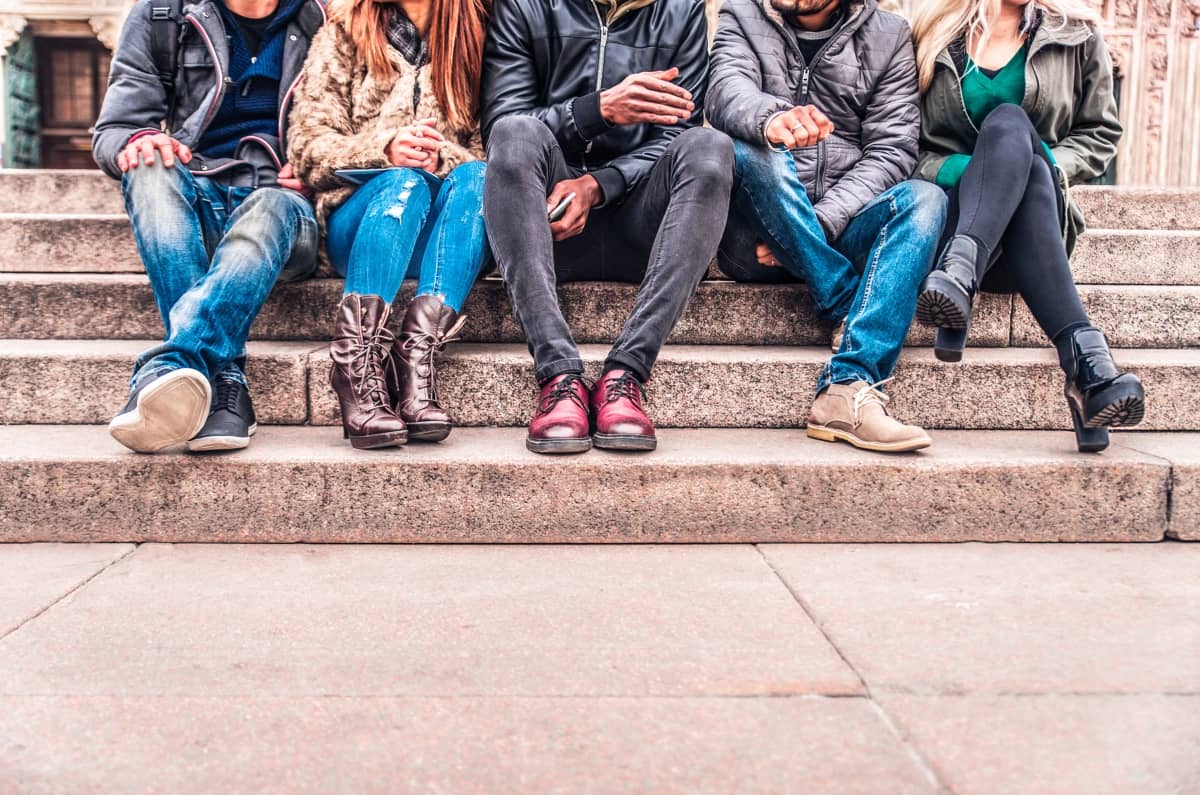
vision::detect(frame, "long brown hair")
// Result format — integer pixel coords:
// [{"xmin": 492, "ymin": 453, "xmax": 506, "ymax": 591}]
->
[{"xmin": 328, "ymin": 0, "xmax": 489, "ymax": 133}]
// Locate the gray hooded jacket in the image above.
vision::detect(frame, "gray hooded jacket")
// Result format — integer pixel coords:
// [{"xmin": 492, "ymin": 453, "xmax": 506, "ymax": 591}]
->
[
  {"xmin": 92, "ymin": 0, "xmax": 326, "ymax": 184},
  {"xmin": 706, "ymin": 0, "xmax": 920, "ymax": 240}
]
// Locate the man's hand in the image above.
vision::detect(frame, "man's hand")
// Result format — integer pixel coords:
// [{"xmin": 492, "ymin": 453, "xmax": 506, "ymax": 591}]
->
[
  {"xmin": 547, "ymin": 175, "xmax": 602, "ymax": 242},
  {"xmin": 385, "ymin": 119, "xmax": 444, "ymax": 172},
  {"xmin": 765, "ymin": 105, "xmax": 834, "ymax": 149},
  {"xmin": 118, "ymin": 133, "xmax": 191, "ymax": 172},
  {"xmin": 276, "ymin": 163, "xmax": 312, "ymax": 198},
  {"xmin": 600, "ymin": 67, "xmax": 693, "ymax": 126},
  {"xmin": 756, "ymin": 242, "xmax": 781, "ymax": 268}
]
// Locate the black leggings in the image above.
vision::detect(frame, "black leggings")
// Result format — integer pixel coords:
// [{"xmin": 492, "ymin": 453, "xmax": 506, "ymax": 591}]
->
[{"xmin": 946, "ymin": 103, "xmax": 1090, "ymax": 348}]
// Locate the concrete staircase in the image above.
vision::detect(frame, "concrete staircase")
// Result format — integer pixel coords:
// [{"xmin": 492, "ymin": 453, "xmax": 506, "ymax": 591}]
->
[{"xmin": 0, "ymin": 169, "xmax": 1196, "ymax": 542}]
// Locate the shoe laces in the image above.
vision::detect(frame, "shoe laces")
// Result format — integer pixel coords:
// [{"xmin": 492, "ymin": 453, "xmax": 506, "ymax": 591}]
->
[
  {"xmin": 349, "ymin": 328, "xmax": 394, "ymax": 410},
  {"xmin": 401, "ymin": 315, "xmax": 467, "ymax": 401},
  {"xmin": 850, "ymin": 378, "xmax": 894, "ymax": 423},
  {"xmin": 603, "ymin": 371, "xmax": 647, "ymax": 405},
  {"xmin": 213, "ymin": 378, "xmax": 245, "ymax": 416},
  {"xmin": 538, "ymin": 374, "xmax": 592, "ymax": 416}
]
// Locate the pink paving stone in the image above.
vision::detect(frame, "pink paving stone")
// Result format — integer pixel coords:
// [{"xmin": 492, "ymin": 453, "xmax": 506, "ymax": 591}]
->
[
  {"xmin": 0, "ymin": 694, "xmax": 935, "ymax": 794},
  {"xmin": 760, "ymin": 543, "xmax": 1200, "ymax": 694},
  {"xmin": 1116, "ymin": 433, "xmax": 1200, "ymax": 540},
  {"xmin": 0, "ymin": 544, "xmax": 133, "ymax": 636},
  {"xmin": 0, "ymin": 544, "xmax": 862, "ymax": 697},
  {"xmin": 882, "ymin": 694, "xmax": 1200, "ymax": 795}
]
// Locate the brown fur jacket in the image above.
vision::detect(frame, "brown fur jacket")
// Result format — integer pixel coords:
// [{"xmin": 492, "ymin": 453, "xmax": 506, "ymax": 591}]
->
[{"xmin": 286, "ymin": 18, "xmax": 485, "ymax": 231}]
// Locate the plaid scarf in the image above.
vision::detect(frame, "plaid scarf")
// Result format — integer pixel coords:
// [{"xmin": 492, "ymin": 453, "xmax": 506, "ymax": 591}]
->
[{"xmin": 386, "ymin": 7, "xmax": 429, "ymax": 68}]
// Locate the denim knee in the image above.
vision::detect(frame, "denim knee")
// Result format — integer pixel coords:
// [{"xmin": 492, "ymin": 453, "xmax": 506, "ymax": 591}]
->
[
  {"xmin": 121, "ymin": 161, "xmax": 194, "ymax": 216},
  {"xmin": 368, "ymin": 167, "xmax": 434, "ymax": 210},
  {"xmin": 671, "ymin": 127, "xmax": 734, "ymax": 189},
  {"xmin": 732, "ymin": 138, "xmax": 797, "ymax": 191},
  {"xmin": 444, "ymin": 160, "xmax": 487, "ymax": 201},
  {"xmin": 485, "ymin": 116, "xmax": 555, "ymax": 173},
  {"xmin": 230, "ymin": 187, "xmax": 319, "ymax": 279},
  {"xmin": 892, "ymin": 180, "xmax": 948, "ymax": 243}
]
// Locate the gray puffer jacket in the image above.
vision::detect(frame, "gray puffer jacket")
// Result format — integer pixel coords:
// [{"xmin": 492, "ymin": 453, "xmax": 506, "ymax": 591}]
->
[
  {"xmin": 92, "ymin": 0, "xmax": 325, "ymax": 184},
  {"xmin": 707, "ymin": 0, "xmax": 919, "ymax": 239}
]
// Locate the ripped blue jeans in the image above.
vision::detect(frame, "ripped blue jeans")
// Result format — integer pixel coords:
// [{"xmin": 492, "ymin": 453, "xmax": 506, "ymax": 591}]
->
[
  {"xmin": 327, "ymin": 162, "xmax": 489, "ymax": 312},
  {"xmin": 122, "ymin": 162, "xmax": 319, "ymax": 390}
]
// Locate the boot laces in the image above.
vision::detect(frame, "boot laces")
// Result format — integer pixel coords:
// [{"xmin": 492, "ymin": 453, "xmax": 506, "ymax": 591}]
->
[
  {"xmin": 851, "ymin": 378, "xmax": 894, "ymax": 423},
  {"xmin": 603, "ymin": 371, "xmax": 647, "ymax": 405},
  {"xmin": 401, "ymin": 315, "xmax": 467, "ymax": 401},
  {"xmin": 349, "ymin": 328, "xmax": 393, "ymax": 410},
  {"xmin": 538, "ymin": 374, "xmax": 592, "ymax": 415}
]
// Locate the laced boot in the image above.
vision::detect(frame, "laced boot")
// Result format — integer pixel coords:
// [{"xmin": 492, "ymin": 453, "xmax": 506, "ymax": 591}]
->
[
  {"xmin": 915, "ymin": 235, "xmax": 986, "ymax": 362},
  {"xmin": 806, "ymin": 379, "xmax": 931, "ymax": 453},
  {"xmin": 1062, "ymin": 325, "xmax": 1145, "ymax": 453},
  {"xmin": 388, "ymin": 295, "xmax": 467, "ymax": 442},
  {"xmin": 591, "ymin": 369, "xmax": 657, "ymax": 451},
  {"xmin": 527, "ymin": 373, "xmax": 593, "ymax": 454},
  {"xmin": 329, "ymin": 294, "xmax": 408, "ymax": 449}
]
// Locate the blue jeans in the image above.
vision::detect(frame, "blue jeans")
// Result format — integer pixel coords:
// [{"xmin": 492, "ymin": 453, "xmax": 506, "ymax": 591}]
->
[
  {"xmin": 327, "ymin": 162, "xmax": 489, "ymax": 312},
  {"xmin": 123, "ymin": 162, "xmax": 319, "ymax": 389},
  {"xmin": 721, "ymin": 141, "xmax": 947, "ymax": 393}
]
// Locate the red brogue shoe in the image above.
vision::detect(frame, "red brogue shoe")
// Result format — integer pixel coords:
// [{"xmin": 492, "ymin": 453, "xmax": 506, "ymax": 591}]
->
[
  {"xmin": 526, "ymin": 373, "xmax": 593, "ymax": 454},
  {"xmin": 591, "ymin": 369, "xmax": 657, "ymax": 451}
]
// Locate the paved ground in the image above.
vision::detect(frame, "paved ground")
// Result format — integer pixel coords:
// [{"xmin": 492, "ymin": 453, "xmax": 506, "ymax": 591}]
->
[{"xmin": 0, "ymin": 543, "xmax": 1196, "ymax": 794}]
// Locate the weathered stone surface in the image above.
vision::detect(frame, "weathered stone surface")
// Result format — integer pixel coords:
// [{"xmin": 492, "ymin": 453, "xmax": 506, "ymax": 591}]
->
[
  {"xmin": 0, "ymin": 214, "xmax": 141, "ymax": 273},
  {"xmin": 1115, "ymin": 433, "xmax": 1200, "ymax": 540},
  {"xmin": 0, "ymin": 274, "xmax": 1015, "ymax": 347},
  {"xmin": 309, "ymin": 344, "xmax": 1200, "ymax": 431},
  {"xmin": 884, "ymin": 694, "xmax": 1200, "ymax": 795},
  {"xmin": 0, "ymin": 694, "xmax": 935, "ymax": 794},
  {"xmin": 1072, "ymin": 186, "xmax": 1200, "ymax": 230},
  {"xmin": 0, "ymin": 169, "xmax": 121, "ymax": 214},
  {"xmin": 760, "ymin": 543, "xmax": 1200, "ymax": 693},
  {"xmin": 0, "ymin": 544, "xmax": 133, "ymax": 636},
  {"xmin": 1011, "ymin": 285, "xmax": 1200, "ymax": 348},
  {"xmin": 0, "ymin": 339, "xmax": 315, "ymax": 425},
  {"xmin": 0, "ymin": 544, "xmax": 860, "ymax": 697},
  {"xmin": 1070, "ymin": 229, "xmax": 1200, "ymax": 285},
  {"xmin": 0, "ymin": 426, "xmax": 1169, "ymax": 542}
]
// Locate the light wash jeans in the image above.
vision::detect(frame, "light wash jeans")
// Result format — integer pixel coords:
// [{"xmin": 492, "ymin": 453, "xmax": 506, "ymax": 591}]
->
[
  {"xmin": 122, "ymin": 162, "xmax": 319, "ymax": 389},
  {"xmin": 327, "ymin": 162, "xmax": 489, "ymax": 312},
  {"xmin": 720, "ymin": 141, "xmax": 947, "ymax": 393}
]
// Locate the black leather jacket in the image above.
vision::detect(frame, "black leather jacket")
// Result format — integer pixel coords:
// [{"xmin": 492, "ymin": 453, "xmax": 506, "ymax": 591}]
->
[{"xmin": 481, "ymin": 0, "xmax": 709, "ymax": 206}]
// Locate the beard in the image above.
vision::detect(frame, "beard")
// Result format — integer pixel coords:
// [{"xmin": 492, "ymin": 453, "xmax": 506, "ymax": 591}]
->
[{"xmin": 769, "ymin": 0, "xmax": 840, "ymax": 18}]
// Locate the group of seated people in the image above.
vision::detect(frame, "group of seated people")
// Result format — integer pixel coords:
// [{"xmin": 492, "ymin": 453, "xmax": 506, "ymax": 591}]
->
[{"xmin": 93, "ymin": 0, "xmax": 1146, "ymax": 458}]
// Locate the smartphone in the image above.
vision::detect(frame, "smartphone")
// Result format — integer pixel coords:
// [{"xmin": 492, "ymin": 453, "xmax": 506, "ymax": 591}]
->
[{"xmin": 548, "ymin": 192, "xmax": 576, "ymax": 222}]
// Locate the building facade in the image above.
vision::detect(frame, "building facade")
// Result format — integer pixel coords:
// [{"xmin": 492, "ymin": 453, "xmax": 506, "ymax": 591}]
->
[{"xmin": 2, "ymin": 0, "xmax": 1198, "ymax": 183}]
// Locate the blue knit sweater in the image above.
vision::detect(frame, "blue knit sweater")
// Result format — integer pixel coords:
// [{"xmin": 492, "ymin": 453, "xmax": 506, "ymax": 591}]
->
[{"xmin": 197, "ymin": 0, "xmax": 307, "ymax": 159}]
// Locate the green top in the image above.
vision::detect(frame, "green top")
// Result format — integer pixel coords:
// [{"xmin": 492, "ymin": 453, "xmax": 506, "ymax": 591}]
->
[{"xmin": 935, "ymin": 43, "xmax": 1055, "ymax": 188}]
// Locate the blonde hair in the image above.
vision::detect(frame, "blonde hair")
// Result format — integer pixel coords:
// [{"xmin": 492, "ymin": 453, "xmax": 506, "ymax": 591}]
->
[{"xmin": 911, "ymin": 0, "xmax": 1100, "ymax": 92}]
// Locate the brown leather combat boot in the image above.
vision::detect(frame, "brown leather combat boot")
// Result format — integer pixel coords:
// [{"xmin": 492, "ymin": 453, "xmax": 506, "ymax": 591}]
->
[
  {"xmin": 387, "ymin": 295, "xmax": 467, "ymax": 442},
  {"xmin": 330, "ymin": 293, "xmax": 408, "ymax": 450}
]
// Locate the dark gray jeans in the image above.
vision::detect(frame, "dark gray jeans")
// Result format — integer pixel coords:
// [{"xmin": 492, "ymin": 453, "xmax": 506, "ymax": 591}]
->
[{"xmin": 483, "ymin": 115, "xmax": 734, "ymax": 383}]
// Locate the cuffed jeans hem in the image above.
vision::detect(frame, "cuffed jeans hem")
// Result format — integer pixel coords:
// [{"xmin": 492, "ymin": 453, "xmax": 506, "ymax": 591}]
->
[
  {"xmin": 816, "ymin": 365, "xmax": 876, "ymax": 395},
  {"xmin": 535, "ymin": 357, "xmax": 586, "ymax": 386},
  {"xmin": 602, "ymin": 350, "xmax": 651, "ymax": 384}
]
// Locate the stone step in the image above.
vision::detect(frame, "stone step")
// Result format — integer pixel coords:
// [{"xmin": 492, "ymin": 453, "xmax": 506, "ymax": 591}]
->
[
  {"xmin": 3, "ymin": 212, "xmax": 1196, "ymax": 284},
  {"xmin": 3, "ymin": 340, "xmax": 1195, "ymax": 431},
  {"xmin": 2, "ymin": 170, "xmax": 1196, "ymax": 231},
  {"xmin": 0, "ymin": 424, "xmax": 1179, "ymax": 543},
  {"xmin": 4, "ymin": 274, "xmax": 1200, "ymax": 349},
  {"xmin": 4, "ymin": 211, "xmax": 1195, "ymax": 287}
]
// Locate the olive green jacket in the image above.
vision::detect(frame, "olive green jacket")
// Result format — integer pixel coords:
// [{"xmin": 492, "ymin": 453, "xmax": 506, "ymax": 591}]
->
[{"xmin": 915, "ymin": 15, "xmax": 1121, "ymax": 251}]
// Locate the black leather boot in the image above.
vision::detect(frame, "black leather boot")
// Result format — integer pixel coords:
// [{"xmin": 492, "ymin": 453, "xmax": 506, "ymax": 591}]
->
[
  {"xmin": 915, "ymin": 235, "xmax": 985, "ymax": 362},
  {"xmin": 1062, "ymin": 325, "xmax": 1145, "ymax": 453}
]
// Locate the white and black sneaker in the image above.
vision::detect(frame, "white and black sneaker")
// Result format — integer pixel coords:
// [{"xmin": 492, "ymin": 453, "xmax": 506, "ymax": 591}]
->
[
  {"xmin": 109, "ymin": 368, "xmax": 212, "ymax": 453},
  {"xmin": 187, "ymin": 378, "xmax": 257, "ymax": 452}
]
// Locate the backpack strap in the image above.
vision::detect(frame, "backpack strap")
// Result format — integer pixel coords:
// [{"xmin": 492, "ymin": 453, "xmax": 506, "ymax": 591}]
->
[{"xmin": 148, "ymin": 0, "xmax": 184, "ymax": 115}]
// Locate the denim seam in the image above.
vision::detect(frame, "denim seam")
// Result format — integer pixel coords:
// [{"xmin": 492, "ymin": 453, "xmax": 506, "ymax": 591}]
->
[{"xmin": 617, "ymin": 147, "xmax": 682, "ymax": 337}]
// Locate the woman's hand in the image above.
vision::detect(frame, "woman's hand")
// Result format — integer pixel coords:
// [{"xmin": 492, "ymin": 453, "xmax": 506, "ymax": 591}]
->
[{"xmin": 385, "ymin": 119, "xmax": 444, "ymax": 172}]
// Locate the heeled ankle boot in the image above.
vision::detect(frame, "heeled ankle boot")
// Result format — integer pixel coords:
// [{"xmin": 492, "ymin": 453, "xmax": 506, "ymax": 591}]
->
[
  {"xmin": 1062, "ymin": 325, "xmax": 1146, "ymax": 453},
  {"xmin": 387, "ymin": 295, "xmax": 466, "ymax": 442},
  {"xmin": 330, "ymin": 294, "xmax": 408, "ymax": 449},
  {"xmin": 915, "ymin": 235, "xmax": 986, "ymax": 362}
]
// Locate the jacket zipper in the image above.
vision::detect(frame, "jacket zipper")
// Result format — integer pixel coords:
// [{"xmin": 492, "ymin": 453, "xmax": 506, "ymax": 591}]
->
[
  {"xmin": 585, "ymin": 0, "xmax": 610, "ymax": 165},
  {"xmin": 800, "ymin": 30, "xmax": 841, "ymax": 197},
  {"xmin": 185, "ymin": 14, "xmax": 226, "ymax": 137}
]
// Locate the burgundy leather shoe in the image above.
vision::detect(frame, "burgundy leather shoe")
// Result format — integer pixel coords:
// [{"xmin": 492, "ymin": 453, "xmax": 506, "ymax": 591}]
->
[
  {"xmin": 527, "ymin": 373, "xmax": 593, "ymax": 454},
  {"xmin": 591, "ymin": 369, "xmax": 657, "ymax": 451}
]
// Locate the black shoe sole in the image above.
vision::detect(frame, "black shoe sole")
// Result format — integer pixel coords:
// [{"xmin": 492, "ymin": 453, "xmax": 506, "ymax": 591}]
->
[
  {"xmin": 592, "ymin": 433, "xmax": 657, "ymax": 452},
  {"xmin": 915, "ymin": 274, "xmax": 972, "ymax": 330},
  {"xmin": 1086, "ymin": 394, "xmax": 1146, "ymax": 429},
  {"xmin": 349, "ymin": 430, "xmax": 408, "ymax": 449},
  {"xmin": 407, "ymin": 421, "xmax": 452, "ymax": 443},
  {"xmin": 526, "ymin": 436, "xmax": 592, "ymax": 454}
]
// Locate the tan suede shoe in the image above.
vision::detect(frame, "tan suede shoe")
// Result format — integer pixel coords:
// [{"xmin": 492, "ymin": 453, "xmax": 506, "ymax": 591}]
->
[{"xmin": 806, "ymin": 380, "xmax": 932, "ymax": 453}]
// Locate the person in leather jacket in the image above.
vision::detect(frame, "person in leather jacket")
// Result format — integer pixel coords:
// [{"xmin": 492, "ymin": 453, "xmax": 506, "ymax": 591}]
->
[{"xmin": 480, "ymin": 0, "xmax": 735, "ymax": 455}]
